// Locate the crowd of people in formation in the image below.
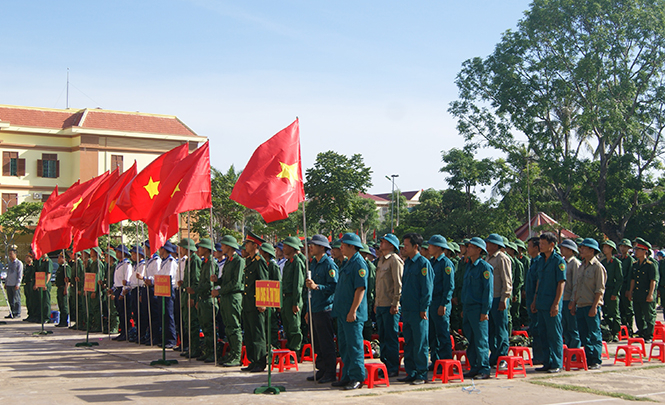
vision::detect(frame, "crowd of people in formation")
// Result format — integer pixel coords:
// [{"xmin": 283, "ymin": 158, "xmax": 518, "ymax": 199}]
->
[{"xmin": 12, "ymin": 231, "xmax": 665, "ymax": 389}]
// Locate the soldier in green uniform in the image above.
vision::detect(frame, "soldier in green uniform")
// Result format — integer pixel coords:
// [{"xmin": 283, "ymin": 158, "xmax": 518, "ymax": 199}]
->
[
  {"xmin": 86, "ymin": 248, "xmax": 105, "ymax": 332},
  {"xmin": 515, "ymin": 240, "xmax": 531, "ymax": 329},
  {"xmin": 22, "ymin": 253, "xmax": 37, "ymax": 322},
  {"xmin": 506, "ymin": 242, "xmax": 524, "ymax": 331},
  {"xmin": 34, "ymin": 253, "xmax": 53, "ymax": 323},
  {"xmin": 106, "ymin": 249, "xmax": 120, "ymax": 334},
  {"xmin": 259, "ymin": 243, "xmax": 281, "ymax": 349},
  {"xmin": 281, "ymin": 236, "xmax": 305, "ymax": 354},
  {"xmin": 195, "ymin": 239, "xmax": 217, "ymax": 362},
  {"xmin": 54, "ymin": 252, "xmax": 71, "ymax": 327},
  {"xmin": 178, "ymin": 238, "xmax": 202, "ymax": 358},
  {"xmin": 600, "ymin": 240, "xmax": 622, "ymax": 341},
  {"xmin": 628, "ymin": 238, "xmax": 659, "ymax": 341},
  {"xmin": 241, "ymin": 232, "xmax": 269, "ymax": 372},
  {"xmin": 360, "ymin": 243, "xmax": 377, "ymax": 341},
  {"xmin": 212, "ymin": 236, "xmax": 245, "ymax": 367},
  {"xmin": 618, "ymin": 239, "xmax": 635, "ymax": 334},
  {"xmin": 67, "ymin": 252, "xmax": 83, "ymax": 329},
  {"xmin": 451, "ymin": 239, "xmax": 470, "ymax": 334}
]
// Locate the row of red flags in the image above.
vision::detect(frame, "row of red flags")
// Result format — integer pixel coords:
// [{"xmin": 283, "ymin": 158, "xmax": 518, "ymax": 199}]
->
[{"xmin": 31, "ymin": 118, "xmax": 306, "ymax": 258}]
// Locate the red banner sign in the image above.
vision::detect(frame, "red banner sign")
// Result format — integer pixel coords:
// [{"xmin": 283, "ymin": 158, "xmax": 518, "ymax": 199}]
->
[
  {"xmin": 255, "ymin": 280, "xmax": 281, "ymax": 308},
  {"xmin": 154, "ymin": 275, "xmax": 172, "ymax": 297},
  {"xmin": 35, "ymin": 272, "xmax": 47, "ymax": 289},
  {"xmin": 84, "ymin": 273, "xmax": 96, "ymax": 292}
]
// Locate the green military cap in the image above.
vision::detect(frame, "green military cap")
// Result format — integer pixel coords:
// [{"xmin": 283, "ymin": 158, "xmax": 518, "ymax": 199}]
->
[
  {"xmin": 634, "ymin": 237, "xmax": 652, "ymax": 251},
  {"xmin": 83, "ymin": 249, "xmax": 91, "ymax": 254},
  {"xmin": 505, "ymin": 241, "xmax": 518, "ymax": 252},
  {"xmin": 421, "ymin": 242, "xmax": 429, "ymax": 249},
  {"xmin": 600, "ymin": 240, "xmax": 616, "ymax": 251},
  {"xmin": 331, "ymin": 239, "xmax": 342, "ymax": 249},
  {"xmin": 449, "ymin": 241, "xmax": 460, "ymax": 253},
  {"xmin": 220, "ymin": 235, "xmax": 240, "ymax": 250},
  {"xmin": 575, "ymin": 237, "xmax": 584, "ymax": 245},
  {"xmin": 196, "ymin": 238, "xmax": 214, "ymax": 251},
  {"xmin": 399, "ymin": 243, "xmax": 404, "ymax": 248},
  {"xmin": 91, "ymin": 246, "xmax": 103, "ymax": 256},
  {"xmin": 107, "ymin": 250, "xmax": 117, "ymax": 261},
  {"xmin": 244, "ymin": 231, "xmax": 265, "ymax": 245},
  {"xmin": 283, "ymin": 236, "xmax": 301, "ymax": 250},
  {"xmin": 461, "ymin": 238, "xmax": 471, "ymax": 245},
  {"xmin": 514, "ymin": 240, "xmax": 526, "ymax": 250},
  {"xmin": 360, "ymin": 243, "xmax": 371, "ymax": 254},
  {"xmin": 619, "ymin": 238, "xmax": 632, "ymax": 248},
  {"xmin": 260, "ymin": 243, "xmax": 276, "ymax": 258},
  {"xmin": 501, "ymin": 236, "xmax": 510, "ymax": 246},
  {"xmin": 178, "ymin": 238, "xmax": 197, "ymax": 251}
]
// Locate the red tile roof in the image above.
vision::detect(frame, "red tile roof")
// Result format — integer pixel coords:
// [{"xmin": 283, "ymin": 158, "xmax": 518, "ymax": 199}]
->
[
  {"xmin": 0, "ymin": 105, "xmax": 198, "ymax": 137},
  {"xmin": 374, "ymin": 190, "xmax": 421, "ymax": 201},
  {"xmin": 359, "ymin": 192, "xmax": 389, "ymax": 202}
]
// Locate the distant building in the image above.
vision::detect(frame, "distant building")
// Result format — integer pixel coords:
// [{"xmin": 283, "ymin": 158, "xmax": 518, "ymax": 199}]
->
[{"xmin": 359, "ymin": 190, "xmax": 422, "ymax": 223}]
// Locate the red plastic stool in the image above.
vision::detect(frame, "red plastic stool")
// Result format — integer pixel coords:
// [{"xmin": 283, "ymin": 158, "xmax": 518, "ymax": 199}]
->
[
  {"xmin": 240, "ymin": 346, "xmax": 249, "ymax": 366},
  {"xmin": 398, "ymin": 337, "xmax": 405, "ymax": 354},
  {"xmin": 301, "ymin": 344, "xmax": 317, "ymax": 362},
  {"xmin": 364, "ymin": 363, "xmax": 390, "ymax": 388},
  {"xmin": 336, "ymin": 357, "xmax": 344, "ymax": 381},
  {"xmin": 495, "ymin": 356, "xmax": 527, "ymax": 379},
  {"xmin": 508, "ymin": 346, "xmax": 533, "ymax": 367},
  {"xmin": 648, "ymin": 342, "xmax": 665, "ymax": 363},
  {"xmin": 398, "ymin": 353, "xmax": 405, "ymax": 373},
  {"xmin": 602, "ymin": 341, "xmax": 610, "ymax": 360},
  {"xmin": 432, "ymin": 359, "xmax": 464, "ymax": 383},
  {"xmin": 563, "ymin": 347, "xmax": 588, "ymax": 371},
  {"xmin": 271, "ymin": 350, "xmax": 299, "ymax": 372},
  {"xmin": 654, "ymin": 325, "xmax": 665, "ymax": 342},
  {"xmin": 511, "ymin": 330, "xmax": 529, "ymax": 338},
  {"xmin": 452, "ymin": 350, "xmax": 470, "ymax": 370},
  {"xmin": 278, "ymin": 339, "xmax": 288, "ymax": 349},
  {"xmin": 627, "ymin": 337, "xmax": 646, "ymax": 356},
  {"xmin": 363, "ymin": 340, "xmax": 373, "ymax": 359},
  {"xmin": 614, "ymin": 345, "xmax": 644, "ymax": 366},
  {"xmin": 221, "ymin": 342, "xmax": 230, "ymax": 357},
  {"xmin": 619, "ymin": 325, "xmax": 630, "ymax": 341}
]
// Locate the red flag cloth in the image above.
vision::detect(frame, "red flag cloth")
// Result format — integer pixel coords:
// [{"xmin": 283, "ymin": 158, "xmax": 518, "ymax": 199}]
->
[
  {"xmin": 230, "ymin": 119, "xmax": 305, "ymax": 222},
  {"xmin": 106, "ymin": 161, "xmax": 138, "ymax": 225},
  {"xmin": 114, "ymin": 143, "xmax": 189, "ymax": 221},
  {"xmin": 70, "ymin": 170, "xmax": 118, "ymax": 252},
  {"xmin": 145, "ymin": 142, "xmax": 212, "ymax": 250},
  {"xmin": 31, "ymin": 186, "xmax": 61, "ymax": 258}
]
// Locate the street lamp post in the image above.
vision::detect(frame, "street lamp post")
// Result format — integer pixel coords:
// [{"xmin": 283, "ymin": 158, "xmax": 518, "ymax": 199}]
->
[{"xmin": 385, "ymin": 174, "xmax": 399, "ymax": 233}]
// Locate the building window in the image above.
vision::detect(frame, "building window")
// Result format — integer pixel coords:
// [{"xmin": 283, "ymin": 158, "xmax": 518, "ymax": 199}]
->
[
  {"xmin": 111, "ymin": 155, "xmax": 123, "ymax": 172},
  {"xmin": 1, "ymin": 193, "xmax": 18, "ymax": 214},
  {"xmin": 2, "ymin": 152, "xmax": 25, "ymax": 177},
  {"xmin": 37, "ymin": 153, "xmax": 59, "ymax": 178}
]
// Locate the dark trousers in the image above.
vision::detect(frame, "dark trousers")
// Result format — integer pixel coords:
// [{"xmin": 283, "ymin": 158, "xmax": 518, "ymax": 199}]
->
[
  {"xmin": 113, "ymin": 288, "xmax": 128, "ymax": 336},
  {"xmin": 312, "ymin": 310, "xmax": 336, "ymax": 377},
  {"xmin": 463, "ymin": 304, "xmax": 490, "ymax": 375},
  {"xmin": 337, "ymin": 318, "xmax": 366, "ymax": 382},
  {"xmin": 576, "ymin": 306, "xmax": 602, "ymax": 366},
  {"xmin": 489, "ymin": 298, "xmax": 510, "ymax": 365},
  {"xmin": 148, "ymin": 287, "xmax": 160, "ymax": 343},
  {"xmin": 138, "ymin": 287, "xmax": 152, "ymax": 342},
  {"xmin": 6, "ymin": 285, "xmax": 21, "ymax": 317},
  {"xmin": 562, "ymin": 300, "xmax": 581, "ymax": 348},
  {"xmin": 528, "ymin": 310, "xmax": 544, "ymax": 363},
  {"xmin": 157, "ymin": 288, "xmax": 177, "ymax": 346},
  {"xmin": 429, "ymin": 302, "xmax": 453, "ymax": 363},
  {"xmin": 242, "ymin": 308, "xmax": 267, "ymax": 369},
  {"xmin": 537, "ymin": 308, "xmax": 563, "ymax": 369},
  {"xmin": 376, "ymin": 306, "xmax": 400, "ymax": 374},
  {"xmin": 402, "ymin": 309, "xmax": 429, "ymax": 380}
]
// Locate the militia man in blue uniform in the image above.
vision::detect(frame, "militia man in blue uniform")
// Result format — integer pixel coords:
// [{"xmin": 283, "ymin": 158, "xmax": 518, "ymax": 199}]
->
[{"xmin": 427, "ymin": 235, "xmax": 455, "ymax": 367}]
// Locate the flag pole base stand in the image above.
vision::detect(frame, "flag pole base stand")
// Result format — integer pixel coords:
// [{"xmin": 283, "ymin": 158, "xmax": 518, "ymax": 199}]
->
[
  {"xmin": 0, "ymin": 321, "xmax": 7, "ymax": 325},
  {"xmin": 253, "ymin": 385, "xmax": 285, "ymax": 395},
  {"xmin": 75, "ymin": 341, "xmax": 99, "ymax": 347},
  {"xmin": 33, "ymin": 330, "xmax": 53, "ymax": 336},
  {"xmin": 150, "ymin": 359, "xmax": 178, "ymax": 366}
]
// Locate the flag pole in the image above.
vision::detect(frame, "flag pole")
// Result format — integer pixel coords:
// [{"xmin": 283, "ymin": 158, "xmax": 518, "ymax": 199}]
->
[
  {"xmin": 136, "ymin": 221, "xmax": 141, "ymax": 345},
  {"xmin": 302, "ymin": 200, "xmax": 316, "ymax": 382},
  {"xmin": 187, "ymin": 212, "xmax": 192, "ymax": 362},
  {"xmin": 107, "ymin": 232, "xmax": 112, "ymax": 340},
  {"xmin": 178, "ymin": 213, "xmax": 184, "ymax": 354},
  {"xmin": 209, "ymin": 206, "xmax": 217, "ymax": 365},
  {"xmin": 143, "ymin": 222, "xmax": 154, "ymax": 347}
]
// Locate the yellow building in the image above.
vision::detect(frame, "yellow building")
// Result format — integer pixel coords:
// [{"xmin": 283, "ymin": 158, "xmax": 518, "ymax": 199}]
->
[{"xmin": 0, "ymin": 104, "xmax": 207, "ymax": 212}]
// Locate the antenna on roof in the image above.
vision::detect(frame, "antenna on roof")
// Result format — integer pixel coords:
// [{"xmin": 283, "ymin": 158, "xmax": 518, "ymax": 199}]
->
[{"xmin": 66, "ymin": 68, "xmax": 70, "ymax": 109}]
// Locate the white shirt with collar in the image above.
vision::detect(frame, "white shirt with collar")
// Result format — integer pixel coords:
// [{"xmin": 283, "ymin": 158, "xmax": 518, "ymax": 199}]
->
[
  {"xmin": 130, "ymin": 259, "xmax": 146, "ymax": 287},
  {"xmin": 157, "ymin": 255, "xmax": 178, "ymax": 286},
  {"xmin": 178, "ymin": 255, "xmax": 188, "ymax": 283},
  {"xmin": 144, "ymin": 253, "xmax": 162, "ymax": 281},
  {"xmin": 114, "ymin": 259, "xmax": 133, "ymax": 289}
]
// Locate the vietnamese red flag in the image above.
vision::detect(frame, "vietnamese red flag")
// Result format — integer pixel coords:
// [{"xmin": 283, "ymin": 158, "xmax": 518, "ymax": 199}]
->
[
  {"xmin": 145, "ymin": 142, "xmax": 212, "ymax": 249},
  {"xmin": 114, "ymin": 143, "xmax": 189, "ymax": 221},
  {"xmin": 70, "ymin": 170, "xmax": 119, "ymax": 252},
  {"xmin": 31, "ymin": 186, "xmax": 61, "ymax": 258},
  {"xmin": 105, "ymin": 161, "xmax": 138, "ymax": 226},
  {"xmin": 230, "ymin": 119, "xmax": 305, "ymax": 222}
]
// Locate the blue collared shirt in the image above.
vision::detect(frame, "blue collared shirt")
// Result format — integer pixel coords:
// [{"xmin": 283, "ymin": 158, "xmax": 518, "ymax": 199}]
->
[
  {"xmin": 332, "ymin": 252, "xmax": 368, "ymax": 322},
  {"xmin": 431, "ymin": 253, "xmax": 455, "ymax": 308},
  {"xmin": 461, "ymin": 257, "xmax": 493, "ymax": 315},
  {"xmin": 400, "ymin": 252, "xmax": 434, "ymax": 313},
  {"xmin": 308, "ymin": 254, "xmax": 338, "ymax": 313},
  {"xmin": 535, "ymin": 252, "xmax": 566, "ymax": 311}
]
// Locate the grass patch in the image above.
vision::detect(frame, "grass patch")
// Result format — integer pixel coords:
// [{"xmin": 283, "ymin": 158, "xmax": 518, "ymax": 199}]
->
[{"xmin": 528, "ymin": 380, "xmax": 656, "ymax": 402}]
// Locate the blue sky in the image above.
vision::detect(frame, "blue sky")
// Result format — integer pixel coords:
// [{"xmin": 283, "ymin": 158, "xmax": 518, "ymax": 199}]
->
[{"xmin": 1, "ymin": 0, "xmax": 531, "ymax": 194}]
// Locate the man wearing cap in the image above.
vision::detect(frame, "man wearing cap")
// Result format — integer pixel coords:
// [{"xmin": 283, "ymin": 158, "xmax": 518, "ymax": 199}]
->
[
  {"xmin": 331, "ymin": 240, "xmax": 346, "ymax": 268},
  {"xmin": 397, "ymin": 233, "xmax": 433, "ymax": 385},
  {"xmin": 139, "ymin": 241, "xmax": 162, "ymax": 345},
  {"xmin": 53, "ymin": 252, "xmax": 70, "ymax": 326},
  {"xmin": 485, "ymin": 234, "xmax": 513, "ymax": 368},
  {"xmin": 374, "ymin": 233, "xmax": 404, "ymax": 378},
  {"xmin": 515, "ymin": 240, "xmax": 531, "ymax": 329},
  {"xmin": 211, "ymin": 236, "xmax": 245, "ymax": 366},
  {"xmin": 129, "ymin": 246, "xmax": 147, "ymax": 343},
  {"xmin": 505, "ymin": 242, "xmax": 524, "ymax": 332},
  {"xmin": 332, "ymin": 233, "xmax": 368, "ymax": 390},
  {"xmin": 461, "ymin": 237, "xmax": 493, "ymax": 379},
  {"xmin": 571, "ymin": 238, "xmax": 607, "ymax": 369},
  {"xmin": 305, "ymin": 234, "xmax": 339, "ymax": 383},
  {"xmin": 86, "ymin": 248, "xmax": 104, "ymax": 331},
  {"xmin": 275, "ymin": 243, "xmax": 287, "ymax": 275},
  {"xmin": 628, "ymin": 238, "xmax": 659, "ymax": 341},
  {"xmin": 177, "ymin": 239, "xmax": 201, "ymax": 357},
  {"xmin": 618, "ymin": 238, "xmax": 636, "ymax": 334},
  {"xmin": 532, "ymin": 232, "xmax": 566, "ymax": 373},
  {"xmin": 360, "ymin": 243, "xmax": 377, "ymax": 341},
  {"xmin": 427, "ymin": 235, "xmax": 455, "ymax": 366},
  {"xmin": 559, "ymin": 239, "xmax": 581, "ymax": 349},
  {"xmin": 241, "ymin": 232, "xmax": 269, "ymax": 372},
  {"xmin": 259, "ymin": 243, "xmax": 282, "ymax": 349},
  {"xmin": 280, "ymin": 236, "xmax": 305, "ymax": 355},
  {"xmin": 451, "ymin": 240, "xmax": 470, "ymax": 334},
  {"xmin": 195, "ymin": 239, "xmax": 217, "ymax": 362},
  {"xmin": 154, "ymin": 241, "xmax": 178, "ymax": 348},
  {"xmin": 67, "ymin": 252, "xmax": 84, "ymax": 329},
  {"xmin": 111, "ymin": 245, "xmax": 133, "ymax": 341},
  {"xmin": 600, "ymin": 240, "xmax": 622, "ymax": 342},
  {"xmin": 524, "ymin": 237, "xmax": 544, "ymax": 363}
]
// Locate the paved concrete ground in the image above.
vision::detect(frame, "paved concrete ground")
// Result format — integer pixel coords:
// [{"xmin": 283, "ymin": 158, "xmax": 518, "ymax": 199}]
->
[{"xmin": 1, "ymin": 306, "xmax": 664, "ymax": 404}]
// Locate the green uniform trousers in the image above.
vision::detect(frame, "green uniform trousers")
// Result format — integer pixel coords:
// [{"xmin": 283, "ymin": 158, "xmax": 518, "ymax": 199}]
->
[
  {"xmin": 602, "ymin": 295, "xmax": 621, "ymax": 337},
  {"xmin": 56, "ymin": 286, "xmax": 69, "ymax": 324},
  {"xmin": 181, "ymin": 293, "xmax": 201, "ymax": 355},
  {"xmin": 242, "ymin": 308, "xmax": 267, "ymax": 369},
  {"xmin": 220, "ymin": 293, "xmax": 242, "ymax": 362},
  {"xmin": 633, "ymin": 299, "xmax": 656, "ymax": 340},
  {"xmin": 198, "ymin": 297, "xmax": 218, "ymax": 358},
  {"xmin": 619, "ymin": 291, "xmax": 634, "ymax": 332},
  {"xmin": 281, "ymin": 296, "xmax": 303, "ymax": 352}
]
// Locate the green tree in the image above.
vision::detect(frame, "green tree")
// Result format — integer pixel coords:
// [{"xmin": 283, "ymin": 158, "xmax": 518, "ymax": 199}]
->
[
  {"xmin": 349, "ymin": 195, "xmax": 380, "ymax": 243},
  {"xmin": 0, "ymin": 202, "xmax": 42, "ymax": 260},
  {"xmin": 440, "ymin": 145, "xmax": 495, "ymax": 211},
  {"xmin": 305, "ymin": 151, "xmax": 373, "ymax": 235},
  {"xmin": 449, "ymin": 0, "xmax": 665, "ymax": 241}
]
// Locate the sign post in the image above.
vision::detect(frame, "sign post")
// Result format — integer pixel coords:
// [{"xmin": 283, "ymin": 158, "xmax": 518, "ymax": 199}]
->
[
  {"xmin": 253, "ymin": 280, "xmax": 283, "ymax": 395},
  {"xmin": 33, "ymin": 272, "xmax": 53, "ymax": 336},
  {"xmin": 151, "ymin": 275, "xmax": 178, "ymax": 366},
  {"xmin": 76, "ymin": 273, "xmax": 99, "ymax": 346}
]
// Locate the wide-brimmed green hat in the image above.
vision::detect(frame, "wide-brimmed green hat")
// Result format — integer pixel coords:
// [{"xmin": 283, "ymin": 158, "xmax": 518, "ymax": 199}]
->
[
  {"xmin": 619, "ymin": 238, "xmax": 632, "ymax": 248},
  {"xmin": 505, "ymin": 242, "xmax": 518, "ymax": 252},
  {"xmin": 485, "ymin": 233, "xmax": 505, "ymax": 248},
  {"xmin": 178, "ymin": 238, "xmax": 197, "ymax": 251},
  {"xmin": 341, "ymin": 233, "xmax": 363, "ymax": 248},
  {"xmin": 580, "ymin": 238, "xmax": 600, "ymax": 252},
  {"xmin": 449, "ymin": 241, "xmax": 460, "ymax": 253},
  {"xmin": 467, "ymin": 237, "xmax": 487, "ymax": 254},
  {"xmin": 260, "ymin": 243, "xmax": 276, "ymax": 258},
  {"xmin": 514, "ymin": 240, "xmax": 526, "ymax": 250},
  {"xmin": 600, "ymin": 240, "xmax": 616, "ymax": 251},
  {"xmin": 196, "ymin": 238, "xmax": 214, "ymax": 251},
  {"xmin": 91, "ymin": 246, "xmax": 103, "ymax": 256},
  {"xmin": 283, "ymin": 236, "xmax": 301, "ymax": 250},
  {"xmin": 220, "ymin": 235, "xmax": 240, "ymax": 250},
  {"xmin": 360, "ymin": 243, "xmax": 371, "ymax": 254},
  {"xmin": 107, "ymin": 250, "xmax": 117, "ymax": 261}
]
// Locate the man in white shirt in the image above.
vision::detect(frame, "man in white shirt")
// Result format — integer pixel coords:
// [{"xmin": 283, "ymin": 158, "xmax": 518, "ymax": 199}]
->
[
  {"xmin": 129, "ymin": 245, "xmax": 147, "ymax": 343},
  {"xmin": 156, "ymin": 241, "xmax": 178, "ymax": 348},
  {"xmin": 111, "ymin": 245, "xmax": 132, "ymax": 341},
  {"xmin": 138, "ymin": 240, "xmax": 161, "ymax": 345}
]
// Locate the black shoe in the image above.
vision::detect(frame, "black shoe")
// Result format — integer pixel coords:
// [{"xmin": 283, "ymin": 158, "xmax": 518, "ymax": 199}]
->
[
  {"xmin": 589, "ymin": 364, "xmax": 601, "ymax": 370},
  {"xmin": 535, "ymin": 366, "xmax": 550, "ymax": 372},
  {"xmin": 241, "ymin": 366, "xmax": 254, "ymax": 372},
  {"xmin": 547, "ymin": 368, "xmax": 561, "ymax": 374},
  {"xmin": 307, "ymin": 371, "xmax": 326, "ymax": 381},
  {"xmin": 196, "ymin": 355, "xmax": 207, "ymax": 361},
  {"xmin": 475, "ymin": 373, "xmax": 491, "ymax": 379},
  {"xmin": 463, "ymin": 371, "xmax": 478, "ymax": 379},
  {"xmin": 411, "ymin": 378, "xmax": 426, "ymax": 385},
  {"xmin": 250, "ymin": 366, "xmax": 265, "ymax": 373},
  {"xmin": 344, "ymin": 380, "xmax": 363, "ymax": 390},
  {"xmin": 318, "ymin": 376, "xmax": 336, "ymax": 384},
  {"xmin": 331, "ymin": 380, "xmax": 350, "ymax": 387},
  {"xmin": 4, "ymin": 314, "xmax": 14, "ymax": 319},
  {"xmin": 397, "ymin": 375, "xmax": 416, "ymax": 383},
  {"xmin": 388, "ymin": 371, "xmax": 399, "ymax": 378},
  {"xmin": 203, "ymin": 357, "xmax": 216, "ymax": 363},
  {"xmin": 222, "ymin": 361, "xmax": 242, "ymax": 367},
  {"xmin": 55, "ymin": 323, "xmax": 68, "ymax": 327},
  {"xmin": 172, "ymin": 346, "xmax": 181, "ymax": 351}
]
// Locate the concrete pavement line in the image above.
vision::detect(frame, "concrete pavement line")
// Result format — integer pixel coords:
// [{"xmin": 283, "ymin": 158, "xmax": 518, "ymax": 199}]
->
[
  {"xmin": 636, "ymin": 391, "xmax": 665, "ymax": 397},
  {"xmin": 544, "ymin": 399, "xmax": 623, "ymax": 405}
]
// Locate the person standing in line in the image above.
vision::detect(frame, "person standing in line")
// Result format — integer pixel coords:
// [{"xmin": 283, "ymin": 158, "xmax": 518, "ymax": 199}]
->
[
  {"xmin": 5, "ymin": 247, "xmax": 23, "ymax": 319},
  {"xmin": 427, "ymin": 235, "xmax": 455, "ymax": 367},
  {"xmin": 628, "ymin": 238, "xmax": 659, "ymax": 341},
  {"xmin": 600, "ymin": 240, "xmax": 622, "ymax": 342},
  {"xmin": 559, "ymin": 239, "xmax": 581, "ymax": 348}
]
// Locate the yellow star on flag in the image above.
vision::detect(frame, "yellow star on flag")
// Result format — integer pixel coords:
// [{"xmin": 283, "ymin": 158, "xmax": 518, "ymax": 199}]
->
[
  {"xmin": 144, "ymin": 177, "xmax": 160, "ymax": 199},
  {"xmin": 71, "ymin": 197, "xmax": 83, "ymax": 212},
  {"xmin": 171, "ymin": 180, "xmax": 182, "ymax": 198},
  {"xmin": 276, "ymin": 161, "xmax": 299, "ymax": 187},
  {"xmin": 108, "ymin": 199, "xmax": 116, "ymax": 213}
]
